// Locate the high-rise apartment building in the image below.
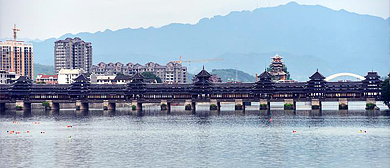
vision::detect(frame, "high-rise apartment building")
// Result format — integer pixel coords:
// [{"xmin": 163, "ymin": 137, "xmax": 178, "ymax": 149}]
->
[
  {"xmin": 0, "ymin": 40, "xmax": 33, "ymax": 80},
  {"xmin": 54, "ymin": 37, "xmax": 92, "ymax": 74}
]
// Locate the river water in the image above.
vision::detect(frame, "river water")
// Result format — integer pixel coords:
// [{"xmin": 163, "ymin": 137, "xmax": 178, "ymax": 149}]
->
[{"xmin": 0, "ymin": 109, "xmax": 390, "ymax": 168}]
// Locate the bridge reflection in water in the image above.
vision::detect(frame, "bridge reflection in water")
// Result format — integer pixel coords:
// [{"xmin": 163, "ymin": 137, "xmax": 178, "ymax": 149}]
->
[
  {"xmin": 1, "ymin": 108, "xmax": 388, "ymax": 119},
  {"xmin": 0, "ymin": 68, "xmax": 385, "ymax": 113}
]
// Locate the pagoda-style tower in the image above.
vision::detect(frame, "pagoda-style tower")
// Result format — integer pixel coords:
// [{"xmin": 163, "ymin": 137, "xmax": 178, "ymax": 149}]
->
[
  {"xmin": 255, "ymin": 69, "xmax": 275, "ymax": 99},
  {"xmin": 362, "ymin": 71, "xmax": 382, "ymax": 99},
  {"xmin": 127, "ymin": 72, "xmax": 146, "ymax": 99},
  {"xmin": 306, "ymin": 70, "xmax": 327, "ymax": 98},
  {"xmin": 69, "ymin": 74, "xmax": 90, "ymax": 99},
  {"xmin": 11, "ymin": 76, "xmax": 32, "ymax": 99},
  {"xmin": 268, "ymin": 54, "xmax": 290, "ymax": 81},
  {"xmin": 191, "ymin": 67, "xmax": 213, "ymax": 99}
]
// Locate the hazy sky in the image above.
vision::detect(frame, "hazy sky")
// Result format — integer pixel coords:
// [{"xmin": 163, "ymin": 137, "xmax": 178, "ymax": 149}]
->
[{"xmin": 0, "ymin": 0, "xmax": 389, "ymax": 40}]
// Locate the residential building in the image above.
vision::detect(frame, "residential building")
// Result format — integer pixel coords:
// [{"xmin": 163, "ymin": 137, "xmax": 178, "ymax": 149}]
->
[
  {"xmin": 92, "ymin": 61, "xmax": 187, "ymax": 84},
  {"xmin": 209, "ymin": 74, "xmax": 222, "ymax": 83},
  {"xmin": 0, "ymin": 40, "xmax": 33, "ymax": 80},
  {"xmin": 58, "ymin": 69, "xmax": 85, "ymax": 84},
  {"xmin": 94, "ymin": 75, "xmax": 116, "ymax": 84},
  {"xmin": 113, "ymin": 75, "xmax": 133, "ymax": 84},
  {"xmin": 0, "ymin": 70, "xmax": 18, "ymax": 84},
  {"xmin": 54, "ymin": 37, "xmax": 92, "ymax": 74},
  {"xmin": 36, "ymin": 74, "xmax": 58, "ymax": 84}
]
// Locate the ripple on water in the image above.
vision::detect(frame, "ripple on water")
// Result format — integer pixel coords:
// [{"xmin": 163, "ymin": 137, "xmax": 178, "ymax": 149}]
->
[{"xmin": 0, "ymin": 110, "xmax": 389, "ymax": 168}]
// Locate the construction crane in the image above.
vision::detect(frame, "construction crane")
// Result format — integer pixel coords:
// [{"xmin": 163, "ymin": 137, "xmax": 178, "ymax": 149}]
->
[
  {"xmin": 12, "ymin": 24, "xmax": 20, "ymax": 42},
  {"xmin": 172, "ymin": 55, "xmax": 223, "ymax": 64}
]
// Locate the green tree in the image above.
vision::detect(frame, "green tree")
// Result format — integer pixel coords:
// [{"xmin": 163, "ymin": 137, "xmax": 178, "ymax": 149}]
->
[
  {"xmin": 382, "ymin": 78, "xmax": 390, "ymax": 108},
  {"xmin": 141, "ymin": 72, "xmax": 162, "ymax": 83},
  {"xmin": 116, "ymin": 72, "xmax": 124, "ymax": 77}
]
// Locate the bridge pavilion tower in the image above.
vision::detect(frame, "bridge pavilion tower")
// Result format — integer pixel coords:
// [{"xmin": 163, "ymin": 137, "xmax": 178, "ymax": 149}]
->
[
  {"xmin": 255, "ymin": 70, "xmax": 275, "ymax": 111},
  {"xmin": 127, "ymin": 72, "xmax": 146, "ymax": 99},
  {"xmin": 255, "ymin": 69, "xmax": 275, "ymax": 99},
  {"xmin": 192, "ymin": 66, "xmax": 212, "ymax": 99},
  {"xmin": 362, "ymin": 72, "xmax": 382, "ymax": 99},
  {"xmin": 10, "ymin": 76, "xmax": 33, "ymax": 110},
  {"xmin": 306, "ymin": 70, "xmax": 327, "ymax": 109}
]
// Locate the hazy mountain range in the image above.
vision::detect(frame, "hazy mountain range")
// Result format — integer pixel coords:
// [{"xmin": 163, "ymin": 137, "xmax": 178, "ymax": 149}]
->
[{"xmin": 30, "ymin": 2, "xmax": 389, "ymax": 81}]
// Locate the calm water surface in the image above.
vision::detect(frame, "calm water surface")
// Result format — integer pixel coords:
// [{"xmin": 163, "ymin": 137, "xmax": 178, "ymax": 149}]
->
[{"xmin": 1, "ymin": 110, "xmax": 390, "ymax": 168}]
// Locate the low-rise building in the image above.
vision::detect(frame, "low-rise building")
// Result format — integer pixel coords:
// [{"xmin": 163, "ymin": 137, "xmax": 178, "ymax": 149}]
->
[
  {"xmin": 93, "ymin": 75, "xmax": 116, "ymax": 84},
  {"xmin": 0, "ymin": 70, "xmax": 19, "ymax": 84},
  {"xmin": 36, "ymin": 74, "xmax": 58, "ymax": 84},
  {"xmin": 58, "ymin": 69, "xmax": 85, "ymax": 84},
  {"xmin": 113, "ymin": 75, "xmax": 132, "ymax": 84},
  {"xmin": 92, "ymin": 61, "xmax": 187, "ymax": 84}
]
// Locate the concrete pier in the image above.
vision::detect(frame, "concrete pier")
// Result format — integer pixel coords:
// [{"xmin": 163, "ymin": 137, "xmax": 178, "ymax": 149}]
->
[
  {"xmin": 15, "ymin": 100, "xmax": 31, "ymax": 111},
  {"xmin": 284, "ymin": 99, "xmax": 295, "ymax": 110},
  {"xmin": 103, "ymin": 100, "xmax": 116, "ymax": 110},
  {"xmin": 235, "ymin": 99, "xmax": 243, "ymax": 110},
  {"xmin": 210, "ymin": 99, "xmax": 219, "ymax": 110},
  {"xmin": 47, "ymin": 100, "xmax": 60, "ymax": 110},
  {"xmin": 76, "ymin": 100, "xmax": 89, "ymax": 110},
  {"xmin": 311, "ymin": 99, "xmax": 321, "ymax": 110},
  {"xmin": 366, "ymin": 98, "xmax": 377, "ymax": 110},
  {"xmin": 259, "ymin": 99, "xmax": 270, "ymax": 110},
  {"xmin": 131, "ymin": 100, "xmax": 142, "ymax": 111},
  {"xmin": 160, "ymin": 100, "xmax": 170, "ymax": 111},
  {"xmin": 338, "ymin": 98, "xmax": 348, "ymax": 110},
  {"xmin": 0, "ymin": 103, "xmax": 6, "ymax": 112},
  {"xmin": 184, "ymin": 100, "xmax": 194, "ymax": 111}
]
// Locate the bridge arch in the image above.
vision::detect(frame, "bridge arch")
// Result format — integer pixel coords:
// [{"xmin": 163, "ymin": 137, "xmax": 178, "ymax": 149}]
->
[{"xmin": 325, "ymin": 73, "xmax": 365, "ymax": 81}]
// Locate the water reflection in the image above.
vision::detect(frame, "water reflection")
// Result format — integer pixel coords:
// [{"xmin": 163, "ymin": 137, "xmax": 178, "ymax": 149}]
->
[{"xmin": 0, "ymin": 109, "xmax": 390, "ymax": 168}]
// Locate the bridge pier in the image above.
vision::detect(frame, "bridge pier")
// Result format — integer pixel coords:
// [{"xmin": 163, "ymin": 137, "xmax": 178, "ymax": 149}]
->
[
  {"xmin": 0, "ymin": 103, "xmax": 6, "ymax": 112},
  {"xmin": 338, "ymin": 98, "xmax": 348, "ymax": 110},
  {"xmin": 311, "ymin": 99, "xmax": 321, "ymax": 110},
  {"xmin": 259, "ymin": 99, "xmax": 270, "ymax": 110},
  {"xmin": 47, "ymin": 100, "xmax": 60, "ymax": 110},
  {"xmin": 131, "ymin": 100, "xmax": 142, "ymax": 111},
  {"xmin": 192, "ymin": 102, "xmax": 196, "ymax": 112},
  {"xmin": 184, "ymin": 100, "xmax": 194, "ymax": 111},
  {"xmin": 76, "ymin": 100, "xmax": 89, "ymax": 111},
  {"xmin": 160, "ymin": 100, "xmax": 170, "ymax": 111},
  {"xmin": 210, "ymin": 99, "xmax": 220, "ymax": 110},
  {"xmin": 15, "ymin": 100, "xmax": 31, "ymax": 111},
  {"xmin": 366, "ymin": 98, "xmax": 377, "ymax": 110},
  {"xmin": 103, "ymin": 100, "xmax": 116, "ymax": 110},
  {"xmin": 235, "ymin": 99, "xmax": 243, "ymax": 110},
  {"xmin": 284, "ymin": 99, "xmax": 295, "ymax": 110}
]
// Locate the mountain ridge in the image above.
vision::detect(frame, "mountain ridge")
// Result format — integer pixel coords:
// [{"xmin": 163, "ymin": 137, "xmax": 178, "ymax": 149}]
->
[{"xmin": 31, "ymin": 2, "xmax": 389, "ymax": 81}]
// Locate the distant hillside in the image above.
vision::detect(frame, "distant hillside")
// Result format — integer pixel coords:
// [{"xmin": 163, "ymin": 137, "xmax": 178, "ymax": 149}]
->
[
  {"xmin": 187, "ymin": 73, "xmax": 195, "ymax": 83},
  {"xmin": 32, "ymin": 2, "xmax": 389, "ymax": 81},
  {"xmin": 33, "ymin": 63, "xmax": 55, "ymax": 79},
  {"xmin": 211, "ymin": 69, "xmax": 255, "ymax": 83},
  {"xmin": 188, "ymin": 69, "xmax": 255, "ymax": 83}
]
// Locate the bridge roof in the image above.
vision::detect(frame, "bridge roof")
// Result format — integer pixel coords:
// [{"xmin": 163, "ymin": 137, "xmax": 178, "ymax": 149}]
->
[{"xmin": 309, "ymin": 71, "xmax": 325, "ymax": 80}]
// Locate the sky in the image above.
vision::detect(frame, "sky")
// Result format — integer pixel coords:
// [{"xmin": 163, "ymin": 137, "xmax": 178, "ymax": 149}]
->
[{"xmin": 0, "ymin": 0, "xmax": 389, "ymax": 40}]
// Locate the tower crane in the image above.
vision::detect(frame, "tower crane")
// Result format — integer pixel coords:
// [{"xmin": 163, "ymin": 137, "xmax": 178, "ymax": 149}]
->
[
  {"xmin": 12, "ymin": 24, "xmax": 20, "ymax": 42},
  {"xmin": 173, "ymin": 55, "xmax": 223, "ymax": 65}
]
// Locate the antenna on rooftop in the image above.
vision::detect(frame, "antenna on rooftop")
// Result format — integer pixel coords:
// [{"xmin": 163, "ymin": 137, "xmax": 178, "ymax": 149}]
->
[{"xmin": 235, "ymin": 63, "xmax": 238, "ymax": 83}]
